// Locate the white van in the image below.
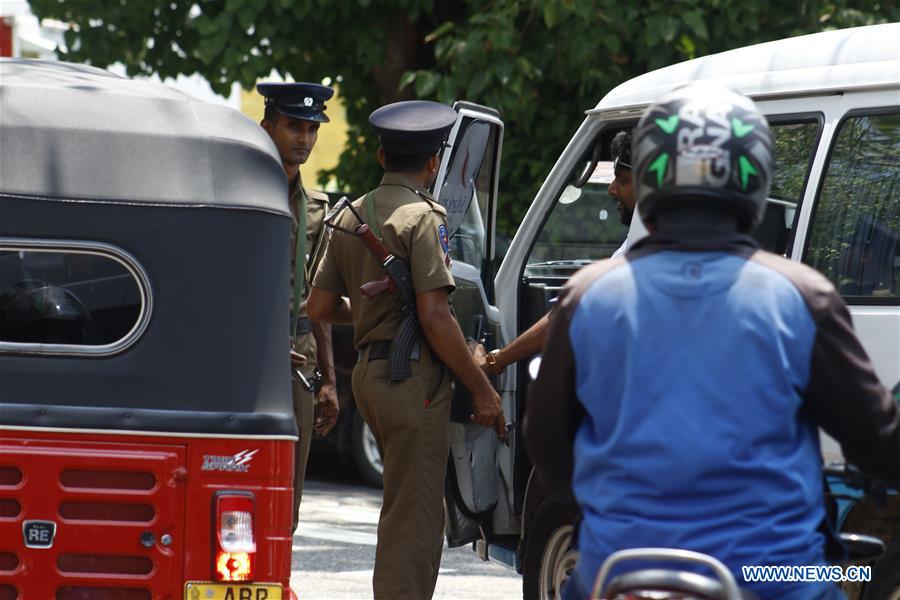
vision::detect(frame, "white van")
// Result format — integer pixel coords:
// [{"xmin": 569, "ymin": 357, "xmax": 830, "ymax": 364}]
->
[{"xmin": 431, "ymin": 23, "xmax": 899, "ymax": 600}]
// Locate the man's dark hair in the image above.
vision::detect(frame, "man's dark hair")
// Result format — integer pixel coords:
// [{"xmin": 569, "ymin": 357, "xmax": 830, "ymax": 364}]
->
[
  {"xmin": 381, "ymin": 150, "xmax": 433, "ymax": 173},
  {"xmin": 610, "ymin": 129, "xmax": 633, "ymax": 169},
  {"xmin": 263, "ymin": 104, "xmax": 280, "ymax": 124}
]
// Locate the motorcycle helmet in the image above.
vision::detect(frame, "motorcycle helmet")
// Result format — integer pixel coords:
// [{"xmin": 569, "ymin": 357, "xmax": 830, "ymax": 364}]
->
[
  {"xmin": 632, "ymin": 83, "xmax": 773, "ymax": 232},
  {"xmin": 0, "ymin": 279, "xmax": 94, "ymax": 344}
]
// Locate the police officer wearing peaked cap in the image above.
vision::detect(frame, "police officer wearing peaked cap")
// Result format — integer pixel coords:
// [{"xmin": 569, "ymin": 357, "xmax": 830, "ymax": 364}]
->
[
  {"xmin": 257, "ymin": 81, "xmax": 340, "ymax": 535},
  {"xmin": 308, "ymin": 100, "xmax": 507, "ymax": 600}
]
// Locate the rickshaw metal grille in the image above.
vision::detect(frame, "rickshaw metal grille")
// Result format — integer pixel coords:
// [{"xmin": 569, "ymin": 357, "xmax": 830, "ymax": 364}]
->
[
  {"xmin": 0, "ymin": 467, "xmax": 22, "ymax": 487},
  {"xmin": 59, "ymin": 501, "xmax": 155, "ymax": 523},
  {"xmin": 56, "ymin": 586, "xmax": 151, "ymax": 600},
  {"xmin": 0, "ymin": 552, "xmax": 18, "ymax": 571},
  {"xmin": 0, "ymin": 500, "xmax": 20, "ymax": 518},
  {"xmin": 57, "ymin": 554, "xmax": 153, "ymax": 575},
  {"xmin": 60, "ymin": 469, "xmax": 156, "ymax": 491}
]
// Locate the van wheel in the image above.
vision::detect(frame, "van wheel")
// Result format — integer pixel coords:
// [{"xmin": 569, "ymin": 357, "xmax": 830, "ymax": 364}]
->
[
  {"xmin": 861, "ymin": 540, "xmax": 900, "ymax": 600},
  {"xmin": 523, "ymin": 501, "xmax": 579, "ymax": 600},
  {"xmin": 351, "ymin": 410, "xmax": 383, "ymax": 488}
]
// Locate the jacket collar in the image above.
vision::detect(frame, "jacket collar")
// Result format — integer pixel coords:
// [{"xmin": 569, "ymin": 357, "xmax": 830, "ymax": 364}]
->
[
  {"xmin": 379, "ymin": 172, "xmax": 434, "ymax": 200},
  {"xmin": 630, "ymin": 230, "xmax": 760, "ymax": 257}
]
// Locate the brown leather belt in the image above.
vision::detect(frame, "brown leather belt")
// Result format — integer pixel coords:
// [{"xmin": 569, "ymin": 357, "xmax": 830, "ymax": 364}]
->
[{"xmin": 358, "ymin": 340, "xmax": 421, "ymax": 362}]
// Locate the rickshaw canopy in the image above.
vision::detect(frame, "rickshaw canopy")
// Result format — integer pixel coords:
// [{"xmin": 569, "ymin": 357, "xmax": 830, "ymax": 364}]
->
[
  {"xmin": 0, "ymin": 59, "xmax": 295, "ymax": 438},
  {"xmin": 0, "ymin": 59, "xmax": 288, "ymax": 213}
]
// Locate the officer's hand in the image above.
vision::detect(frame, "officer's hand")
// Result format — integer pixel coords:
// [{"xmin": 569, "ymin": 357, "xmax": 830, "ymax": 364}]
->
[
  {"xmin": 314, "ymin": 382, "xmax": 339, "ymax": 436},
  {"xmin": 290, "ymin": 350, "xmax": 308, "ymax": 367},
  {"xmin": 471, "ymin": 389, "xmax": 507, "ymax": 443}
]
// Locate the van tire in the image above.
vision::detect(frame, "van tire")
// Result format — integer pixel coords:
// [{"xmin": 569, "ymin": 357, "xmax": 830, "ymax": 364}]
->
[
  {"xmin": 861, "ymin": 540, "xmax": 900, "ymax": 600},
  {"xmin": 351, "ymin": 410, "xmax": 383, "ymax": 488},
  {"xmin": 523, "ymin": 500, "xmax": 579, "ymax": 600}
]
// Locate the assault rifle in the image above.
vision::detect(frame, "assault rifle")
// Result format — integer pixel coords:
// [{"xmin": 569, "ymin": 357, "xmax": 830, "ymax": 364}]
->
[{"xmin": 324, "ymin": 197, "xmax": 419, "ymax": 381}]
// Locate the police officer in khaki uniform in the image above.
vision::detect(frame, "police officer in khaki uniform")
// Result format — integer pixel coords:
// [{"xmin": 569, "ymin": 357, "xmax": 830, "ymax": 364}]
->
[
  {"xmin": 308, "ymin": 100, "xmax": 507, "ymax": 600},
  {"xmin": 258, "ymin": 81, "xmax": 340, "ymax": 533}
]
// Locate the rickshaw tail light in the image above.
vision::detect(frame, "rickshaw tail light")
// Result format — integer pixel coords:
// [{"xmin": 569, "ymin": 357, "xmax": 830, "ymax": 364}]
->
[
  {"xmin": 214, "ymin": 493, "xmax": 256, "ymax": 581},
  {"xmin": 215, "ymin": 551, "xmax": 254, "ymax": 581}
]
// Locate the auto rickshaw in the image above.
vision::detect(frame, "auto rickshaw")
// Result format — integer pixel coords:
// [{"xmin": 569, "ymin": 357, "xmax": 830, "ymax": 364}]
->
[{"xmin": 0, "ymin": 59, "xmax": 297, "ymax": 600}]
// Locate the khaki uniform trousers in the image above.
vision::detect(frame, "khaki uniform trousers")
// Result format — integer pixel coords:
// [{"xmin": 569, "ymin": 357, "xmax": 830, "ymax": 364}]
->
[
  {"xmin": 291, "ymin": 330, "xmax": 317, "ymax": 533},
  {"xmin": 352, "ymin": 344, "xmax": 452, "ymax": 600}
]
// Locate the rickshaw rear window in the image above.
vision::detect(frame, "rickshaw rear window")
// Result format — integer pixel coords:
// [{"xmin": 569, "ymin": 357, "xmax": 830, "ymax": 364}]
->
[{"xmin": 0, "ymin": 244, "xmax": 148, "ymax": 352}]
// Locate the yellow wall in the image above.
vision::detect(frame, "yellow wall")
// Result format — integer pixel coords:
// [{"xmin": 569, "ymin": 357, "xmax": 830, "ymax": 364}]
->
[{"xmin": 241, "ymin": 83, "xmax": 348, "ymax": 191}]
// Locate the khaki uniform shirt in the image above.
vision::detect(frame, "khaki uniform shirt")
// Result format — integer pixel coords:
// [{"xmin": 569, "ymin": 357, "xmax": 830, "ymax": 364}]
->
[
  {"xmin": 289, "ymin": 178, "xmax": 330, "ymax": 358},
  {"xmin": 312, "ymin": 173, "xmax": 455, "ymax": 349}
]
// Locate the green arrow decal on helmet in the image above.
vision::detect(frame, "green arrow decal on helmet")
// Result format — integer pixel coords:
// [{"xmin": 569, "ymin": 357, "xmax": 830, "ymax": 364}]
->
[
  {"xmin": 655, "ymin": 115, "xmax": 680, "ymax": 134},
  {"xmin": 731, "ymin": 118, "xmax": 755, "ymax": 138},
  {"xmin": 649, "ymin": 152, "xmax": 669, "ymax": 187},
  {"xmin": 739, "ymin": 155, "xmax": 758, "ymax": 190}
]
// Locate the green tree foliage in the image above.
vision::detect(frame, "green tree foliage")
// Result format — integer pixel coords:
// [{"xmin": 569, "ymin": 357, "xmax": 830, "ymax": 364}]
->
[{"xmin": 30, "ymin": 0, "xmax": 898, "ymax": 237}]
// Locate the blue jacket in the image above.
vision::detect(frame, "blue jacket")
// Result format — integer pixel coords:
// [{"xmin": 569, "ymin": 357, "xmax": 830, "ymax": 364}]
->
[{"xmin": 525, "ymin": 233, "xmax": 899, "ymax": 599}]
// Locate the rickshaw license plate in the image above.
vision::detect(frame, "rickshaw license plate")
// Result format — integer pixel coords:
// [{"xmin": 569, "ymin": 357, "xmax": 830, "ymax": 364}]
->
[{"xmin": 184, "ymin": 582, "xmax": 281, "ymax": 600}]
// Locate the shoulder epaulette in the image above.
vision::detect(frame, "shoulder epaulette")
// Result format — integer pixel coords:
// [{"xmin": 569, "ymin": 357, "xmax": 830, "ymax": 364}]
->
[
  {"xmin": 402, "ymin": 185, "xmax": 446, "ymax": 215},
  {"xmin": 426, "ymin": 198, "xmax": 447, "ymax": 216},
  {"xmin": 306, "ymin": 188, "xmax": 330, "ymax": 203}
]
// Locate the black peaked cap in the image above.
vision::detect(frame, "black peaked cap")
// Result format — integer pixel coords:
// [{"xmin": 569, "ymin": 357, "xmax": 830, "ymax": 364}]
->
[
  {"xmin": 369, "ymin": 100, "xmax": 457, "ymax": 155},
  {"xmin": 257, "ymin": 82, "xmax": 334, "ymax": 123}
]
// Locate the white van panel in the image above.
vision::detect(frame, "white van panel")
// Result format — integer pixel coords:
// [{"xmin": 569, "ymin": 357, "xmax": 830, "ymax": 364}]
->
[
  {"xmin": 594, "ymin": 23, "xmax": 900, "ymax": 113},
  {"xmin": 850, "ymin": 308, "xmax": 900, "ymax": 386}
]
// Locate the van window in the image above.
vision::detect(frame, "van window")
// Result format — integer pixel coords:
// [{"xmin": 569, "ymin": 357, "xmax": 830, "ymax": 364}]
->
[
  {"xmin": 753, "ymin": 120, "xmax": 820, "ymax": 254},
  {"xmin": 0, "ymin": 243, "xmax": 148, "ymax": 351},
  {"xmin": 805, "ymin": 112, "xmax": 900, "ymax": 302},
  {"xmin": 524, "ymin": 162, "xmax": 627, "ymax": 277},
  {"xmin": 455, "ymin": 122, "xmax": 497, "ymax": 270},
  {"xmin": 436, "ymin": 117, "xmax": 499, "ymax": 270}
]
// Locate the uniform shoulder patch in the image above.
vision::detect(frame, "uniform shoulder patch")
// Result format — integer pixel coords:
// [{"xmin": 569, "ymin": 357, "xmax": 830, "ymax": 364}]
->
[{"xmin": 438, "ymin": 224, "xmax": 452, "ymax": 267}]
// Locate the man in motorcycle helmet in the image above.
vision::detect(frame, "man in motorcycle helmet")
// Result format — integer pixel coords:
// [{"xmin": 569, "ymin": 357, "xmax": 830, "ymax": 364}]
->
[{"xmin": 525, "ymin": 83, "xmax": 899, "ymax": 600}]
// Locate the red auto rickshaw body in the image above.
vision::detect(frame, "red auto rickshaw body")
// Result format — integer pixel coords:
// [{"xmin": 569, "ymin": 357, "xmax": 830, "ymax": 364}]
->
[
  {"xmin": 0, "ymin": 59, "xmax": 297, "ymax": 600},
  {"xmin": 0, "ymin": 432, "xmax": 294, "ymax": 599}
]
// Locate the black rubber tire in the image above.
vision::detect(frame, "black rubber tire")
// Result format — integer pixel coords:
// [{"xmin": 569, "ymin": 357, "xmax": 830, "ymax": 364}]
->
[
  {"xmin": 350, "ymin": 409, "xmax": 383, "ymax": 488},
  {"xmin": 861, "ymin": 540, "xmax": 900, "ymax": 600},
  {"xmin": 523, "ymin": 500, "xmax": 579, "ymax": 600}
]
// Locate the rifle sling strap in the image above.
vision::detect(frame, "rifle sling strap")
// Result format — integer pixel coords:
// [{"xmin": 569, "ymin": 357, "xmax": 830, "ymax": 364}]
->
[
  {"xmin": 291, "ymin": 186, "xmax": 308, "ymax": 338},
  {"xmin": 365, "ymin": 192, "xmax": 381, "ymax": 239}
]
